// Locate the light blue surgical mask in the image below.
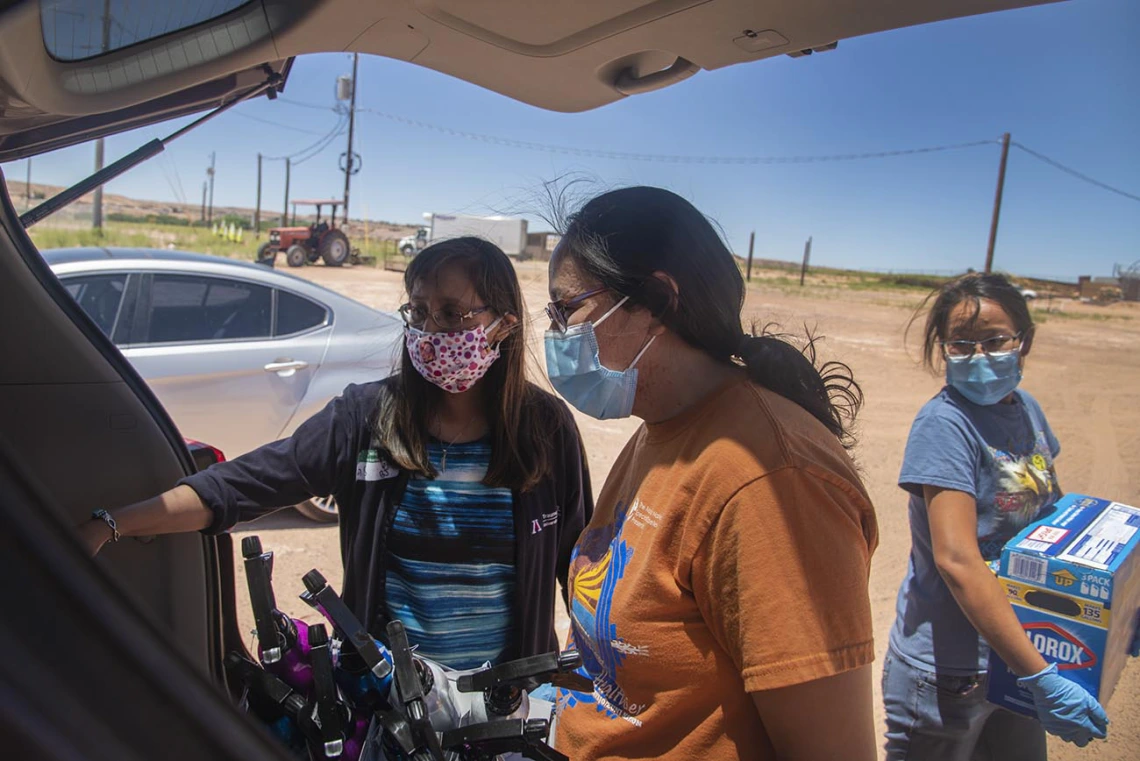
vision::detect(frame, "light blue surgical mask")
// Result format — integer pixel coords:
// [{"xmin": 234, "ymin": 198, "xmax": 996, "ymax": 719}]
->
[
  {"xmin": 945, "ymin": 350, "xmax": 1022, "ymax": 406},
  {"xmin": 544, "ymin": 296, "xmax": 656, "ymax": 420}
]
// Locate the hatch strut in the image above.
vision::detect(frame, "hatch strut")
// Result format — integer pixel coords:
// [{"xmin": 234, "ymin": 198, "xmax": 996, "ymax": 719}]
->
[{"xmin": 20, "ymin": 70, "xmax": 283, "ymax": 229}]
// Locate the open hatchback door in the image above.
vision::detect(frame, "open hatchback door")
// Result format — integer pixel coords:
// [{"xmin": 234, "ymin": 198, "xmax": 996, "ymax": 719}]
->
[{"xmin": 0, "ymin": 0, "xmax": 1063, "ymax": 758}]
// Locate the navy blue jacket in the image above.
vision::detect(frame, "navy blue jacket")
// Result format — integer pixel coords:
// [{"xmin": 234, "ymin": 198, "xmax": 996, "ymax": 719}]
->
[{"xmin": 183, "ymin": 380, "xmax": 592, "ymax": 659}]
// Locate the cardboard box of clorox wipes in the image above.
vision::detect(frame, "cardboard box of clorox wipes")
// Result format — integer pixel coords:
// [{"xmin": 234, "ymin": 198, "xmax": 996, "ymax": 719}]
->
[{"xmin": 987, "ymin": 494, "xmax": 1140, "ymax": 716}]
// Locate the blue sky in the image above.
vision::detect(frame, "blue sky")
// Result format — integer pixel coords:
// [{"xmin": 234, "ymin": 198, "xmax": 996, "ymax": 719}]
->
[{"xmin": 5, "ymin": 0, "xmax": 1138, "ymax": 279}]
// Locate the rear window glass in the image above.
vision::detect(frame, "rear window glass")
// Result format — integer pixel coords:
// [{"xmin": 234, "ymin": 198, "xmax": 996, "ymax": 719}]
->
[
  {"xmin": 146, "ymin": 274, "xmax": 270, "ymax": 343},
  {"xmin": 276, "ymin": 290, "xmax": 328, "ymax": 336},
  {"xmin": 41, "ymin": 0, "xmax": 252, "ymax": 62},
  {"xmin": 62, "ymin": 273, "xmax": 127, "ymax": 338}
]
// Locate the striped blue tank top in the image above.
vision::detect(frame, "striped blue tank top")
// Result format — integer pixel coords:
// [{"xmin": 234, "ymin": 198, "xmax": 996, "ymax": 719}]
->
[{"xmin": 384, "ymin": 438, "xmax": 516, "ymax": 670}]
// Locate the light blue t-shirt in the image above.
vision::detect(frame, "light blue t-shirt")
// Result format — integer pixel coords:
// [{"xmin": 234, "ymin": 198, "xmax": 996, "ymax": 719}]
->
[{"xmin": 889, "ymin": 386, "xmax": 1061, "ymax": 674}]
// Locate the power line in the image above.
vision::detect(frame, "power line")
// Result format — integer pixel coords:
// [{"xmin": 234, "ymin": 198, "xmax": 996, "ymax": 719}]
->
[
  {"xmin": 356, "ymin": 107, "xmax": 996, "ymax": 164},
  {"xmin": 164, "ymin": 152, "xmax": 187, "ymax": 205},
  {"xmin": 269, "ymin": 97, "xmax": 1140, "ymax": 204},
  {"xmin": 1012, "ymin": 142, "xmax": 1140, "ymax": 204},
  {"xmin": 278, "ymin": 96, "xmax": 338, "ymax": 112},
  {"xmin": 155, "ymin": 157, "xmax": 184, "ymax": 205},
  {"xmin": 292, "ymin": 118, "xmax": 348, "ymax": 166},
  {"xmin": 232, "ymin": 110, "xmax": 331, "ymax": 135},
  {"xmin": 262, "ymin": 113, "xmax": 347, "ymax": 162}
]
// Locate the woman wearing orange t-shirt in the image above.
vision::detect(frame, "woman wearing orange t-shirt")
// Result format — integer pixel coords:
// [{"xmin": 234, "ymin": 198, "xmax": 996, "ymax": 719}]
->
[{"xmin": 544, "ymin": 186, "xmax": 879, "ymax": 760}]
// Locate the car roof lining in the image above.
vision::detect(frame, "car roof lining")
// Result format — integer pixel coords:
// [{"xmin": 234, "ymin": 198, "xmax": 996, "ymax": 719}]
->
[{"xmin": 0, "ymin": 0, "xmax": 1060, "ymax": 160}]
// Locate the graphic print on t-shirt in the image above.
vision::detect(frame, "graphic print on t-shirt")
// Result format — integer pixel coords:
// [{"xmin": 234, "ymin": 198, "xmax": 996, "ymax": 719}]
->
[
  {"xmin": 560, "ymin": 494, "xmax": 650, "ymax": 726},
  {"xmin": 980, "ymin": 431, "xmax": 1060, "ymax": 559}
]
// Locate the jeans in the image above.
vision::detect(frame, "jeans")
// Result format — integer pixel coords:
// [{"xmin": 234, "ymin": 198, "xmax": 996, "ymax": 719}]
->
[{"xmin": 882, "ymin": 648, "xmax": 1047, "ymax": 761}]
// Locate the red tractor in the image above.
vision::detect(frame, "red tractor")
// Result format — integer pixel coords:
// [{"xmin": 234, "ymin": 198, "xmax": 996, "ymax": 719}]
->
[{"xmin": 257, "ymin": 199, "xmax": 354, "ymax": 268}]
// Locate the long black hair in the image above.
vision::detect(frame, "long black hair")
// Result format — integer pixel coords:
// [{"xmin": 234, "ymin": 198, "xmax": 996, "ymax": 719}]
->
[
  {"xmin": 374, "ymin": 236, "xmax": 555, "ymax": 490},
  {"xmin": 558, "ymin": 186, "xmax": 861, "ymax": 445},
  {"xmin": 914, "ymin": 272, "xmax": 1034, "ymax": 371}
]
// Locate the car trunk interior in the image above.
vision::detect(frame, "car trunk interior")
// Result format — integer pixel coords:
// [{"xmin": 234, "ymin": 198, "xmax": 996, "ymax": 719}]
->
[{"xmin": 0, "ymin": 172, "xmax": 228, "ymax": 680}]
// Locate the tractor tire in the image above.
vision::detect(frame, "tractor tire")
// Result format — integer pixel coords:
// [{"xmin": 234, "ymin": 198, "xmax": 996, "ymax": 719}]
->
[
  {"xmin": 295, "ymin": 495, "xmax": 339, "ymax": 523},
  {"xmin": 255, "ymin": 242, "xmax": 276, "ymax": 267},
  {"xmin": 286, "ymin": 244, "xmax": 308, "ymax": 268},
  {"xmin": 320, "ymin": 229, "xmax": 351, "ymax": 267}
]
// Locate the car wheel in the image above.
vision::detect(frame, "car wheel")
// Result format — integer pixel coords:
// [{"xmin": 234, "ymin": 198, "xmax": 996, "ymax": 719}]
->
[
  {"xmin": 400, "ymin": 245, "xmax": 414, "ymax": 256},
  {"xmin": 295, "ymin": 494, "xmax": 339, "ymax": 523},
  {"xmin": 286, "ymin": 244, "xmax": 308, "ymax": 267},
  {"xmin": 320, "ymin": 229, "xmax": 350, "ymax": 267}
]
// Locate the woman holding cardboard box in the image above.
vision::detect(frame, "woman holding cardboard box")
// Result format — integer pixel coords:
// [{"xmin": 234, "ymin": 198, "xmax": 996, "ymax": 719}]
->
[{"xmin": 883, "ymin": 273, "xmax": 1111, "ymax": 759}]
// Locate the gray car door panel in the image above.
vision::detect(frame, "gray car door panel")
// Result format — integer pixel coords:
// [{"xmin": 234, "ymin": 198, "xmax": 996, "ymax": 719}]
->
[{"xmin": 124, "ymin": 272, "xmax": 331, "ymax": 458}]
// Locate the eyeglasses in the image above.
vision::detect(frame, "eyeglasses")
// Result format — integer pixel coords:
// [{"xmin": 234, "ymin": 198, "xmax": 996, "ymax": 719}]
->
[
  {"xmin": 545, "ymin": 287, "xmax": 608, "ymax": 333},
  {"xmin": 941, "ymin": 333, "xmax": 1023, "ymax": 358},
  {"xmin": 399, "ymin": 302, "xmax": 492, "ymax": 331}
]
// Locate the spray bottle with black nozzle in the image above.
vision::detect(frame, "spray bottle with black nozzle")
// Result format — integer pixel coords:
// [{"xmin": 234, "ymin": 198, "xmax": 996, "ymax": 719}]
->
[
  {"xmin": 446, "ymin": 649, "xmax": 585, "ymax": 761},
  {"xmin": 225, "ymin": 650, "xmax": 320, "ymax": 758},
  {"xmin": 308, "ymin": 623, "xmax": 354, "ymax": 759},
  {"xmin": 299, "ymin": 567, "xmax": 579, "ymax": 760},
  {"xmin": 301, "ymin": 569, "xmax": 394, "ymax": 709},
  {"xmin": 243, "ymin": 535, "xmax": 313, "ymax": 692},
  {"xmin": 301, "ymin": 570, "xmax": 454, "ymax": 759},
  {"xmin": 300, "ymin": 570, "xmax": 395, "ymax": 760}
]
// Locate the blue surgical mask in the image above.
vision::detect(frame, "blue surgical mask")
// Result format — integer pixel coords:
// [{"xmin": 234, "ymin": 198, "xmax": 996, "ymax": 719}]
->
[
  {"xmin": 544, "ymin": 296, "xmax": 656, "ymax": 420},
  {"xmin": 946, "ymin": 350, "xmax": 1022, "ymax": 406}
]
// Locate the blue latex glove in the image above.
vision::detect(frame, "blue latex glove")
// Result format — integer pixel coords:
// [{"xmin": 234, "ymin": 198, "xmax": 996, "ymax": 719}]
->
[{"xmin": 1017, "ymin": 662, "xmax": 1108, "ymax": 747}]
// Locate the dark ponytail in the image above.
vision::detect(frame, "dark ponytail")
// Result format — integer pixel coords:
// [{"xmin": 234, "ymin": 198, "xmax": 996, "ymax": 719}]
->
[
  {"xmin": 735, "ymin": 330, "xmax": 861, "ymax": 444},
  {"xmin": 559, "ymin": 186, "xmax": 862, "ymax": 445}
]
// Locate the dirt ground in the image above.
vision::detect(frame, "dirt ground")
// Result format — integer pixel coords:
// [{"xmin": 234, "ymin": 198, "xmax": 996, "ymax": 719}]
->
[{"xmin": 233, "ymin": 260, "xmax": 1140, "ymax": 760}]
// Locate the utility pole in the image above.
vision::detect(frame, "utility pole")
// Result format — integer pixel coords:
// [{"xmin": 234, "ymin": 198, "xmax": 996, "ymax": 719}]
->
[
  {"xmin": 282, "ymin": 157, "xmax": 291, "ymax": 227},
  {"xmin": 206, "ymin": 151, "xmax": 216, "ymax": 225},
  {"xmin": 984, "ymin": 132, "xmax": 1012, "ymax": 274},
  {"xmin": 92, "ymin": 0, "xmax": 111, "ymax": 231},
  {"xmin": 93, "ymin": 140, "xmax": 105, "ymax": 229},
  {"xmin": 254, "ymin": 153, "xmax": 262, "ymax": 236},
  {"xmin": 342, "ymin": 53, "xmax": 359, "ymax": 222},
  {"xmin": 200, "ymin": 181, "xmax": 207, "ymax": 224},
  {"xmin": 24, "ymin": 158, "xmax": 31, "ymax": 211},
  {"xmin": 746, "ymin": 231, "xmax": 755, "ymax": 282},
  {"xmin": 799, "ymin": 236, "xmax": 812, "ymax": 287}
]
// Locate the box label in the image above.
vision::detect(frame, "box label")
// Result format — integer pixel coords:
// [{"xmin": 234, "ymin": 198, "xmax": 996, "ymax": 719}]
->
[
  {"xmin": 1024, "ymin": 622, "xmax": 1098, "ymax": 670},
  {"xmin": 1059, "ymin": 503, "xmax": 1140, "ymax": 570},
  {"xmin": 1003, "ymin": 579, "xmax": 1110, "ymax": 628},
  {"xmin": 1009, "ymin": 552, "xmax": 1047, "ymax": 584}
]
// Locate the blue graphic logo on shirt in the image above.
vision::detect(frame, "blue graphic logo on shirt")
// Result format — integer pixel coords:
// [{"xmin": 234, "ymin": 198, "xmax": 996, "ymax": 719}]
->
[{"xmin": 558, "ymin": 497, "xmax": 645, "ymax": 723}]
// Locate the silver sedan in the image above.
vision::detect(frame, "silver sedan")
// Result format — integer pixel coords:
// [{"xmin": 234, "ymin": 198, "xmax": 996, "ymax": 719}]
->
[{"xmin": 44, "ymin": 247, "xmax": 402, "ymax": 521}]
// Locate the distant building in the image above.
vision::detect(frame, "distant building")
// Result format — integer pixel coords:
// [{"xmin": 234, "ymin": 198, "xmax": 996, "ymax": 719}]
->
[
  {"xmin": 524, "ymin": 232, "xmax": 561, "ymax": 261},
  {"xmin": 1078, "ymin": 275, "xmax": 1123, "ymax": 300}
]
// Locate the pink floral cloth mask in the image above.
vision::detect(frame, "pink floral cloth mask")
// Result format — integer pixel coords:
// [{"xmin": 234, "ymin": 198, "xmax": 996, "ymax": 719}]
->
[{"xmin": 405, "ymin": 318, "xmax": 503, "ymax": 393}]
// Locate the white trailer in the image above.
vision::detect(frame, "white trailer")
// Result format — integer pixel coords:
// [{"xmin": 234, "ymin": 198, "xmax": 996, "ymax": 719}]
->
[{"xmin": 428, "ymin": 213, "xmax": 528, "ymax": 257}]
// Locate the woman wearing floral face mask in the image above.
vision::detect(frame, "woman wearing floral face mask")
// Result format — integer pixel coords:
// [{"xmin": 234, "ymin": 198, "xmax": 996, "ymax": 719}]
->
[
  {"xmin": 545, "ymin": 187, "xmax": 879, "ymax": 761},
  {"xmin": 77, "ymin": 237, "xmax": 593, "ymax": 670}
]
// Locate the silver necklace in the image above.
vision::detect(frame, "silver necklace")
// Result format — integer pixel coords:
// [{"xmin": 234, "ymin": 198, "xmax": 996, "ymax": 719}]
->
[{"xmin": 436, "ymin": 415, "xmax": 478, "ymax": 472}]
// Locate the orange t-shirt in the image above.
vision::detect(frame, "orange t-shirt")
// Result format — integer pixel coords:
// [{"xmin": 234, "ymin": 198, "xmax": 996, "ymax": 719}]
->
[{"xmin": 555, "ymin": 378, "xmax": 879, "ymax": 760}]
